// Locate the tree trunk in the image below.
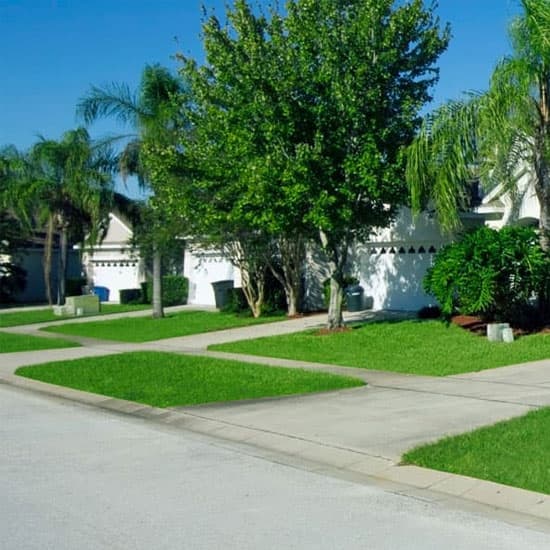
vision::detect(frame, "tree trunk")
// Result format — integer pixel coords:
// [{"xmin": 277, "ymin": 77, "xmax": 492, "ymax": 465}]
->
[
  {"xmin": 152, "ymin": 246, "xmax": 164, "ymax": 319},
  {"xmin": 268, "ymin": 236, "xmax": 305, "ymax": 317},
  {"xmin": 43, "ymin": 215, "xmax": 54, "ymax": 306},
  {"xmin": 319, "ymin": 229, "xmax": 348, "ymax": 330},
  {"xmin": 225, "ymin": 240, "xmax": 266, "ymax": 318},
  {"xmin": 327, "ymin": 276, "xmax": 344, "ymax": 329},
  {"xmin": 239, "ymin": 261, "xmax": 265, "ymax": 318},
  {"xmin": 57, "ymin": 223, "xmax": 68, "ymax": 306}
]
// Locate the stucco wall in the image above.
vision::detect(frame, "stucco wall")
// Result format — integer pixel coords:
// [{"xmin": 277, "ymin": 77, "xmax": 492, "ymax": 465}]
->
[{"xmin": 184, "ymin": 248, "xmax": 239, "ymax": 306}]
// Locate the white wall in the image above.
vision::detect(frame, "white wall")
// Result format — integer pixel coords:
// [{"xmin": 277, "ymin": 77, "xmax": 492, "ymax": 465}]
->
[
  {"xmin": 80, "ymin": 212, "xmax": 145, "ymax": 302},
  {"xmin": 184, "ymin": 248, "xmax": 239, "ymax": 306}
]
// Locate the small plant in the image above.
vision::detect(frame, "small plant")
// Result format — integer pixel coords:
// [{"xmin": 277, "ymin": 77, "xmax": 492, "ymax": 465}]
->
[
  {"xmin": 417, "ymin": 305, "xmax": 442, "ymax": 319},
  {"xmin": 65, "ymin": 277, "xmax": 87, "ymax": 297},
  {"xmin": 424, "ymin": 226, "xmax": 549, "ymax": 323},
  {"xmin": 119, "ymin": 288, "xmax": 142, "ymax": 304}
]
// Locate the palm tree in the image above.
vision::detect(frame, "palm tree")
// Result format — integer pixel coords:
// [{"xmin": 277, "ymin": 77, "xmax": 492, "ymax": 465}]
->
[
  {"xmin": 1, "ymin": 131, "xmax": 114, "ymax": 305},
  {"xmin": 406, "ymin": 0, "xmax": 550, "ymax": 251},
  {"xmin": 30, "ymin": 128, "xmax": 114, "ymax": 305},
  {"xmin": 77, "ymin": 64, "xmax": 185, "ymax": 318}
]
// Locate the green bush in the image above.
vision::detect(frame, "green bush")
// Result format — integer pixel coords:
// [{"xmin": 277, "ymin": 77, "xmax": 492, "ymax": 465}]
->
[
  {"xmin": 222, "ymin": 287, "xmax": 249, "ymax": 314},
  {"xmin": 417, "ymin": 305, "xmax": 442, "ymax": 319},
  {"xmin": 66, "ymin": 277, "xmax": 87, "ymax": 297},
  {"xmin": 119, "ymin": 288, "xmax": 142, "ymax": 304},
  {"xmin": 424, "ymin": 226, "xmax": 549, "ymax": 323},
  {"xmin": 142, "ymin": 276, "xmax": 189, "ymax": 307},
  {"xmin": 221, "ymin": 271, "xmax": 287, "ymax": 316}
]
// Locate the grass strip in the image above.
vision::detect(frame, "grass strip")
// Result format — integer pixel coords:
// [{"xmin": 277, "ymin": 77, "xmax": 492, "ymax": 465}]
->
[
  {"xmin": 210, "ymin": 319, "xmax": 550, "ymax": 376},
  {"xmin": 0, "ymin": 303, "xmax": 150, "ymax": 327},
  {"xmin": 0, "ymin": 331, "xmax": 80, "ymax": 353},
  {"xmin": 15, "ymin": 351, "xmax": 364, "ymax": 407},
  {"xmin": 403, "ymin": 407, "xmax": 550, "ymax": 494},
  {"xmin": 43, "ymin": 310, "xmax": 284, "ymax": 342}
]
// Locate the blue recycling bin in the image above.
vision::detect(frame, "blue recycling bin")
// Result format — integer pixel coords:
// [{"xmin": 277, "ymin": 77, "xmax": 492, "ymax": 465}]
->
[{"xmin": 92, "ymin": 286, "xmax": 110, "ymax": 302}]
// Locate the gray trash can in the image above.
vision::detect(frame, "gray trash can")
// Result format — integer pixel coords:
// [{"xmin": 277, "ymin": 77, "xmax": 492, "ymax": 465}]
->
[
  {"xmin": 345, "ymin": 284, "xmax": 364, "ymax": 312},
  {"xmin": 211, "ymin": 280, "xmax": 234, "ymax": 309}
]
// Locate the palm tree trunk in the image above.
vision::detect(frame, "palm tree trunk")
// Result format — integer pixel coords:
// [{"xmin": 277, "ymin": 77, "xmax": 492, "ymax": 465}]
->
[
  {"xmin": 43, "ymin": 215, "xmax": 54, "ymax": 306},
  {"xmin": 57, "ymin": 222, "xmax": 68, "ymax": 306},
  {"xmin": 152, "ymin": 246, "xmax": 164, "ymax": 319}
]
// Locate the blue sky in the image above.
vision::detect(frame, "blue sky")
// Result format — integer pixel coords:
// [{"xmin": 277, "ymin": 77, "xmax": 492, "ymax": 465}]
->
[{"xmin": 1, "ymin": 0, "xmax": 520, "ymax": 194}]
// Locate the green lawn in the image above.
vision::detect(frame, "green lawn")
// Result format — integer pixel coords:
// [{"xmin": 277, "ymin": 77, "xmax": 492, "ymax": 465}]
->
[
  {"xmin": 210, "ymin": 320, "xmax": 550, "ymax": 376},
  {"xmin": 42, "ymin": 310, "xmax": 284, "ymax": 342},
  {"xmin": 15, "ymin": 351, "xmax": 364, "ymax": 407},
  {"xmin": 0, "ymin": 331, "xmax": 80, "ymax": 353},
  {"xmin": 403, "ymin": 407, "xmax": 550, "ymax": 494},
  {"xmin": 0, "ymin": 303, "xmax": 150, "ymax": 327}
]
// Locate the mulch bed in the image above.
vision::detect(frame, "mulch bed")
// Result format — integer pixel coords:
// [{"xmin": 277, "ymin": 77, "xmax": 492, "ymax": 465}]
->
[
  {"xmin": 451, "ymin": 315, "xmax": 487, "ymax": 336},
  {"xmin": 451, "ymin": 314, "xmax": 550, "ymax": 337}
]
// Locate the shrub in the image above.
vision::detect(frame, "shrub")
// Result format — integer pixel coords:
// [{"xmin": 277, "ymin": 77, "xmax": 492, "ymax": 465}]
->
[
  {"xmin": 142, "ymin": 276, "xmax": 189, "ymax": 306},
  {"xmin": 66, "ymin": 277, "xmax": 87, "ymax": 297},
  {"xmin": 424, "ymin": 226, "xmax": 549, "ymax": 323},
  {"xmin": 417, "ymin": 305, "xmax": 442, "ymax": 319},
  {"xmin": 221, "ymin": 271, "xmax": 287, "ymax": 316},
  {"xmin": 119, "ymin": 288, "xmax": 142, "ymax": 304},
  {"xmin": 0, "ymin": 262, "xmax": 26, "ymax": 303},
  {"xmin": 222, "ymin": 287, "xmax": 249, "ymax": 314}
]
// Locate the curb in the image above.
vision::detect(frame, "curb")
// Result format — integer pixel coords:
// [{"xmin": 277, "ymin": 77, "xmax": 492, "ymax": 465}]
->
[{"xmin": 2, "ymin": 371, "xmax": 550, "ymax": 526}]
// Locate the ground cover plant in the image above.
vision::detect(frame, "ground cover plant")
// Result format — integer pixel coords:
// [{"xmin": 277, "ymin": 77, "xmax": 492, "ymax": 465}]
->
[
  {"xmin": 15, "ymin": 351, "xmax": 364, "ymax": 407},
  {"xmin": 403, "ymin": 407, "xmax": 550, "ymax": 494},
  {"xmin": 0, "ymin": 303, "xmax": 151, "ymax": 328},
  {"xmin": 0, "ymin": 332, "xmax": 79, "ymax": 353},
  {"xmin": 210, "ymin": 320, "xmax": 550, "ymax": 376},
  {"xmin": 43, "ymin": 310, "xmax": 285, "ymax": 342}
]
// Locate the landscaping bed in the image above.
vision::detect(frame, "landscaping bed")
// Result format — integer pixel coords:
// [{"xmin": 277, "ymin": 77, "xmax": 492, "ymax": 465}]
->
[
  {"xmin": 403, "ymin": 407, "xmax": 550, "ymax": 495},
  {"xmin": 15, "ymin": 351, "xmax": 364, "ymax": 407},
  {"xmin": 210, "ymin": 319, "xmax": 550, "ymax": 376}
]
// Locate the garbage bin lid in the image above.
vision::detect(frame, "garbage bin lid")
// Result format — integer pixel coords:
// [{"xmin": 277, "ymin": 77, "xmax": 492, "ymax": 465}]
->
[{"xmin": 345, "ymin": 284, "xmax": 363, "ymax": 293}]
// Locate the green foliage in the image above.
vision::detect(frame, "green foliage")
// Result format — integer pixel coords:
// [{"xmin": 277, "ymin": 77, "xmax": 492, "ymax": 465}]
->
[
  {"xmin": 407, "ymin": 0, "xmax": 550, "ymax": 249},
  {"xmin": 0, "ymin": 213, "xmax": 27, "ymax": 303},
  {"xmin": 169, "ymin": 0, "xmax": 449, "ymax": 326},
  {"xmin": 221, "ymin": 287, "xmax": 249, "ymax": 314},
  {"xmin": 65, "ymin": 277, "xmax": 87, "ymax": 297},
  {"xmin": 119, "ymin": 288, "xmax": 142, "ymax": 304},
  {"xmin": 16, "ymin": 351, "xmax": 364, "ymax": 408},
  {"xmin": 424, "ymin": 226, "xmax": 549, "ymax": 322},
  {"xmin": 143, "ymin": 275, "xmax": 188, "ymax": 307},
  {"xmin": 222, "ymin": 271, "xmax": 286, "ymax": 316}
]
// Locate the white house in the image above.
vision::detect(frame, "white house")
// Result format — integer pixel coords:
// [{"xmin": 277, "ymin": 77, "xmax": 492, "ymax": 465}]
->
[
  {"xmin": 80, "ymin": 212, "xmax": 145, "ymax": 302},
  {"xmin": 84, "ymin": 173, "xmax": 542, "ymax": 310}
]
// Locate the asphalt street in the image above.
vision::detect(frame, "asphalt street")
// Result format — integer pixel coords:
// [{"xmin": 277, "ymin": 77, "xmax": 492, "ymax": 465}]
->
[{"xmin": 2, "ymin": 384, "xmax": 550, "ymax": 550}]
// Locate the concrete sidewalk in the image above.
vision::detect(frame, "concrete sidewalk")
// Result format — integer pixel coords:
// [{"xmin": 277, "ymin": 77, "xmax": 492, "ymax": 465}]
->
[{"xmin": 1, "ymin": 309, "xmax": 550, "ymax": 523}]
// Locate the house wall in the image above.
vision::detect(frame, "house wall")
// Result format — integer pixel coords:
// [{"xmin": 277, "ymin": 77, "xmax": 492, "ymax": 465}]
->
[
  {"xmin": 184, "ymin": 248, "xmax": 240, "ymax": 306},
  {"xmin": 81, "ymin": 212, "xmax": 145, "ymax": 302},
  {"xmin": 304, "ymin": 208, "xmax": 450, "ymax": 312},
  {"xmin": 14, "ymin": 248, "xmax": 81, "ymax": 303}
]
